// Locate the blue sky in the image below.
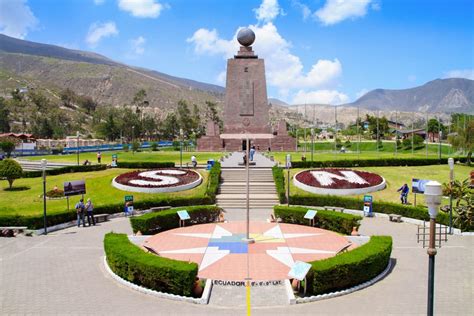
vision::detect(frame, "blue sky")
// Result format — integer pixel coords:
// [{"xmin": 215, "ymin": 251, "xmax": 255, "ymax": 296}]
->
[{"xmin": 1, "ymin": 0, "xmax": 473, "ymax": 105}]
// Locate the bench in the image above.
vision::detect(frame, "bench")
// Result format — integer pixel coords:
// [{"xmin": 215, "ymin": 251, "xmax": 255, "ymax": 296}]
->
[
  {"xmin": 389, "ymin": 214, "xmax": 402, "ymax": 223},
  {"xmin": 324, "ymin": 206, "xmax": 345, "ymax": 213},
  {"xmin": 94, "ymin": 214, "xmax": 109, "ymax": 223},
  {"xmin": 0, "ymin": 226, "xmax": 28, "ymax": 237},
  {"xmin": 150, "ymin": 206, "xmax": 171, "ymax": 213}
]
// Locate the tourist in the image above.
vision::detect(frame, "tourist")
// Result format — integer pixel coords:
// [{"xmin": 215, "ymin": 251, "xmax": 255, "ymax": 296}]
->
[
  {"xmin": 75, "ymin": 198, "xmax": 86, "ymax": 227},
  {"xmin": 250, "ymin": 146, "xmax": 256, "ymax": 161},
  {"xmin": 85, "ymin": 198, "xmax": 95, "ymax": 226},
  {"xmin": 83, "ymin": 159, "xmax": 90, "ymax": 166},
  {"xmin": 191, "ymin": 155, "xmax": 197, "ymax": 168},
  {"xmin": 243, "ymin": 152, "xmax": 247, "ymax": 165},
  {"xmin": 97, "ymin": 151, "xmax": 102, "ymax": 164},
  {"xmin": 397, "ymin": 184, "xmax": 409, "ymax": 204}
]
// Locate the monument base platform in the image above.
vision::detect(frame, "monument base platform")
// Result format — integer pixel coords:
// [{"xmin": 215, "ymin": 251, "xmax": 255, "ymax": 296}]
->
[
  {"xmin": 197, "ymin": 135, "xmax": 296, "ymax": 152},
  {"xmin": 197, "ymin": 136, "xmax": 222, "ymax": 152}
]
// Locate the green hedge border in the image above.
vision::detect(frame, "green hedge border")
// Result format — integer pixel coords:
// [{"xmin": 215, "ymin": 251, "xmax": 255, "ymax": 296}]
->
[
  {"xmin": 116, "ymin": 162, "xmax": 175, "ymax": 169},
  {"xmin": 272, "ymin": 167, "xmax": 453, "ymax": 228},
  {"xmin": 291, "ymin": 157, "xmax": 466, "ymax": 169},
  {"xmin": 104, "ymin": 233, "xmax": 197, "ymax": 296},
  {"xmin": 0, "ymin": 163, "xmax": 222, "ymax": 229},
  {"xmin": 22, "ymin": 164, "xmax": 107, "ymax": 178},
  {"xmin": 307, "ymin": 236, "xmax": 392, "ymax": 295},
  {"xmin": 274, "ymin": 205, "xmax": 361, "ymax": 235},
  {"xmin": 130, "ymin": 205, "xmax": 222, "ymax": 234}
]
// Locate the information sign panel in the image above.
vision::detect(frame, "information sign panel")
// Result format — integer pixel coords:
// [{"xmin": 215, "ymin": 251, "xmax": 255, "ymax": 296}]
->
[
  {"xmin": 177, "ymin": 210, "xmax": 190, "ymax": 220},
  {"xmin": 288, "ymin": 261, "xmax": 312, "ymax": 281},
  {"xmin": 304, "ymin": 210, "xmax": 317, "ymax": 220}
]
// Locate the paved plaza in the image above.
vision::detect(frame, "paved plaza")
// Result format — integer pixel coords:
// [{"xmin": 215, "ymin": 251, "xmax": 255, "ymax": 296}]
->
[{"xmin": 1, "ymin": 211, "xmax": 472, "ymax": 315}]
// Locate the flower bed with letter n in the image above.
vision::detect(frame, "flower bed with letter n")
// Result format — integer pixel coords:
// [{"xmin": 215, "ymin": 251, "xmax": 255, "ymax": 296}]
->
[
  {"xmin": 112, "ymin": 168, "xmax": 202, "ymax": 193},
  {"xmin": 294, "ymin": 168, "xmax": 386, "ymax": 196}
]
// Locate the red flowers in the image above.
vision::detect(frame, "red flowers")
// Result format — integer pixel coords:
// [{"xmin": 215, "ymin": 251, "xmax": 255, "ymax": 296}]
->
[
  {"xmin": 115, "ymin": 168, "xmax": 200, "ymax": 188},
  {"xmin": 295, "ymin": 168, "xmax": 383, "ymax": 189}
]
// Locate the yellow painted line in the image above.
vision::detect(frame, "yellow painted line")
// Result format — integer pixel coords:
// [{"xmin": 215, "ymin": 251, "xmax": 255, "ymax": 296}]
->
[{"xmin": 246, "ymin": 280, "xmax": 251, "ymax": 316}]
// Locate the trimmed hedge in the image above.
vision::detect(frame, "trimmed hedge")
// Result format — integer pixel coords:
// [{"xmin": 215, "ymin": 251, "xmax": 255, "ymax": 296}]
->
[
  {"xmin": 116, "ymin": 161, "xmax": 175, "ymax": 169},
  {"xmin": 307, "ymin": 236, "xmax": 392, "ymax": 295},
  {"xmin": 104, "ymin": 233, "xmax": 197, "ymax": 296},
  {"xmin": 272, "ymin": 166, "xmax": 287, "ymax": 203},
  {"xmin": 130, "ymin": 205, "xmax": 222, "ymax": 234},
  {"xmin": 291, "ymin": 157, "xmax": 466, "ymax": 169},
  {"xmin": 206, "ymin": 162, "xmax": 221, "ymax": 201},
  {"xmin": 22, "ymin": 164, "xmax": 107, "ymax": 178},
  {"xmin": 274, "ymin": 205, "xmax": 361, "ymax": 235},
  {"xmin": 289, "ymin": 194, "xmax": 450, "ymax": 227}
]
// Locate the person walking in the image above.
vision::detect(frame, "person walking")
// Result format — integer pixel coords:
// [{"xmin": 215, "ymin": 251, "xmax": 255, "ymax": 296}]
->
[
  {"xmin": 397, "ymin": 183, "xmax": 409, "ymax": 204},
  {"xmin": 85, "ymin": 198, "xmax": 96, "ymax": 226},
  {"xmin": 97, "ymin": 152, "xmax": 102, "ymax": 164},
  {"xmin": 75, "ymin": 198, "xmax": 86, "ymax": 227},
  {"xmin": 191, "ymin": 155, "xmax": 197, "ymax": 168},
  {"xmin": 249, "ymin": 146, "xmax": 256, "ymax": 161}
]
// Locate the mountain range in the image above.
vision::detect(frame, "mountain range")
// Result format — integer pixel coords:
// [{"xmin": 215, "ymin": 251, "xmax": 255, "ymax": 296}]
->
[{"xmin": 0, "ymin": 34, "xmax": 472, "ymax": 125}]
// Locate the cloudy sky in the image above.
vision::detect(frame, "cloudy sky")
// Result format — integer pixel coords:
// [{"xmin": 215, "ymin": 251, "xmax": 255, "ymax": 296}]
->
[{"xmin": 0, "ymin": 0, "xmax": 473, "ymax": 105}]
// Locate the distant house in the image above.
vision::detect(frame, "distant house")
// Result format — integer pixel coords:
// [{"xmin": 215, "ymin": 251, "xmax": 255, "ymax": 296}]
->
[
  {"xmin": 0, "ymin": 133, "xmax": 36, "ymax": 150},
  {"xmin": 387, "ymin": 120, "xmax": 405, "ymax": 129},
  {"xmin": 394, "ymin": 129, "xmax": 426, "ymax": 140}
]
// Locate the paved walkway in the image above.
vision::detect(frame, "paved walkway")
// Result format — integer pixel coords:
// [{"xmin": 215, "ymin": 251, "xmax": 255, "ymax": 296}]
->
[
  {"xmin": 221, "ymin": 152, "xmax": 276, "ymax": 168},
  {"xmin": 1, "ymin": 215, "xmax": 473, "ymax": 315}
]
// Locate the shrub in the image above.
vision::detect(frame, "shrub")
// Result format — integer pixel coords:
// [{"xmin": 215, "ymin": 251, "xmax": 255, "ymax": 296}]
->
[
  {"xmin": 104, "ymin": 233, "xmax": 197, "ymax": 296},
  {"xmin": 272, "ymin": 166, "xmax": 287, "ymax": 203},
  {"xmin": 0, "ymin": 159, "xmax": 23, "ymax": 188},
  {"xmin": 150, "ymin": 142, "xmax": 158, "ymax": 151},
  {"xmin": 289, "ymin": 194, "xmax": 451, "ymax": 227},
  {"xmin": 130, "ymin": 205, "xmax": 221, "ymax": 234},
  {"xmin": 274, "ymin": 205, "xmax": 361, "ymax": 235},
  {"xmin": 0, "ymin": 140, "xmax": 16, "ymax": 157},
  {"xmin": 115, "ymin": 161, "xmax": 174, "ymax": 169},
  {"xmin": 22, "ymin": 164, "xmax": 107, "ymax": 178},
  {"xmin": 307, "ymin": 236, "xmax": 392, "ymax": 295},
  {"xmin": 132, "ymin": 141, "xmax": 140, "ymax": 152},
  {"xmin": 123, "ymin": 144, "xmax": 129, "ymax": 152},
  {"xmin": 290, "ymin": 157, "xmax": 466, "ymax": 169},
  {"xmin": 205, "ymin": 162, "xmax": 221, "ymax": 201}
]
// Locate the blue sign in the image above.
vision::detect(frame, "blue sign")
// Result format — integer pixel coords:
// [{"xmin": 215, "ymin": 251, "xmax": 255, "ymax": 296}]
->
[
  {"xmin": 304, "ymin": 210, "xmax": 317, "ymax": 220},
  {"xmin": 363, "ymin": 195, "xmax": 373, "ymax": 217},
  {"xmin": 177, "ymin": 210, "xmax": 190, "ymax": 220},
  {"xmin": 288, "ymin": 261, "xmax": 312, "ymax": 281}
]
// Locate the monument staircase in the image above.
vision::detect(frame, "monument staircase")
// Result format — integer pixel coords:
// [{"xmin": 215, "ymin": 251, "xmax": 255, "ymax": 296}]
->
[{"xmin": 216, "ymin": 152, "xmax": 279, "ymax": 210}]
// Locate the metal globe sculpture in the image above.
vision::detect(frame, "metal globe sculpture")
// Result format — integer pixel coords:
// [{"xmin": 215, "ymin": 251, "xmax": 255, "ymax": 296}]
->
[{"xmin": 237, "ymin": 28, "xmax": 255, "ymax": 47}]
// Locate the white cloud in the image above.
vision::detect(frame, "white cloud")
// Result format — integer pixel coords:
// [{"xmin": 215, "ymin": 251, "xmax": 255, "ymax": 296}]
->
[
  {"xmin": 188, "ymin": 22, "xmax": 342, "ymax": 95},
  {"xmin": 86, "ymin": 21, "xmax": 118, "ymax": 47},
  {"xmin": 444, "ymin": 69, "xmax": 474, "ymax": 80},
  {"xmin": 130, "ymin": 36, "xmax": 146, "ymax": 54},
  {"xmin": 292, "ymin": 90, "xmax": 349, "ymax": 105},
  {"xmin": 216, "ymin": 71, "xmax": 226, "ymax": 85},
  {"xmin": 118, "ymin": 0, "xmax": 166, "ymax": 18},
  {"xmin": 0, "ymin": 0, "xmax": 38, "ymax": 39},
  {"xmin": 93, "ymin": 0, "xmax": 105, "ymax": 5},
  {"xmin": 408, "ymin": 74, "xmax": 417, "ymax": 82},
  {"xmin": 355, "ymin": 88, "xmax": 369, "ymax": 99},
  {"xmin": 315, "ymin": 0, "xmax": 372, "ymax": 25},
  {"xmin": 254, "ymin": 0, "xmax": 282, "ymax": 23},
  {"xmin": 292, "ymin": 0, "xmax": 311, "ymax": 21}
]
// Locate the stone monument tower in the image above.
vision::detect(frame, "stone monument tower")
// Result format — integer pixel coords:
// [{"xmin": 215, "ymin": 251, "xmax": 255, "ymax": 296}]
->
[{"xmin": 197, "ymin": 28, "xmax": 296, "ymax": 151}]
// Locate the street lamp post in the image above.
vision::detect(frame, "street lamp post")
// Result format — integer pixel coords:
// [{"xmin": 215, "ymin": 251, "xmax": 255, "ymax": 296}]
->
[
  {"xmin": 76, "ymin": 131, "xmax": 80, "ymax": 166},
  {"xmin": 243, "ymin": 137, "xmax": 254, "ymax": 244},
  {"xmin": 41, "ymin": 159, "xmax": 47, "ymax": 235},
  {"xmin": 424, "ymin": 181, "xmax": 442, "ymax": 316},
  {"xmin": 310, "ymin": 128, "xmax": 314, "ymax": 162},
  {"xmin": 448, "ymin": 158, "xmax": 454, "ymax": 234},
  {"xmin": 179, "ymin": 128, "xmax": 184, "ymax": 168}
]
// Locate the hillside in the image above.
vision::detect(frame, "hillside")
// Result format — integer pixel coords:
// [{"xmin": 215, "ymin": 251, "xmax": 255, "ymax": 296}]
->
[
  {"xmin": 346, "ymin": 78, "xmax": 474, "ymax": 114},
  {"xmin": 0, "ymin": 33, "xmax": 224, "ymax": 114}
]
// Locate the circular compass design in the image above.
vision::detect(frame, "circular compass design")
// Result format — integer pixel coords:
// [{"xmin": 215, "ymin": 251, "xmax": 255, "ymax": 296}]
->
[{"xmin": 143, "ymin": 221, "xmax": 354, "ymax": 281}]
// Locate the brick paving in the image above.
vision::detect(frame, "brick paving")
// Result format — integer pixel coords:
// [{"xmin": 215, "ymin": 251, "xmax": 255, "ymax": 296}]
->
[{"xmin": 1, "ymin": 215, "xmax": 473, "ymax": 315}]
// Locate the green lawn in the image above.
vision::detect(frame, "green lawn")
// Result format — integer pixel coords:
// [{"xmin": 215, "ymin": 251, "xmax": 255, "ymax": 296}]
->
[
  {"xmin": 286, "ymin": 164, "xmax": 472, "ymax": 207},
  {"xmin": 0, "ymin": 168, "xmax": 209, "ymax": 216},
  {"xmin": 25, "ymin": 150, "xmax": 224, "ymax": 165}
]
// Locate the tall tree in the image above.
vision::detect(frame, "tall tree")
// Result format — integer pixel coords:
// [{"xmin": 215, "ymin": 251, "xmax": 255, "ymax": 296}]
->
[
  {"xmin": 205, "ymin": 101, "xmax": 223, "ymax": 131},
  {"xmin": 177, "ymin": 100, "xmax": 193, "ymax": 137},
  {"xmin": 0, "ymin": 97, "xmax": 10, "ymax": 133}
]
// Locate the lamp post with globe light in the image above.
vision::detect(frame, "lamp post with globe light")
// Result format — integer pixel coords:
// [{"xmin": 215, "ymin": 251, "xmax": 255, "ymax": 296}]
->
[
  {"xmin": 310, "ymin": 128, "xmax": 314, "ymax": 162},
  {"xmin": 448, "ymin": 158, "xmax": 454, "ymax": 234},
  {"xmin": 41, "ymin": 159, "xmax": 48, "ymax": 235},
  {"xmin": 76, "ymin": 131, "xmax": 80, "ymax": 166},
  {"xmin": 424, "ymin": 180, "xmax": 442, "ymax": 316},
  {"xmin": 179, "ymin": 128, "xmax": 184, "ymax": 168}
]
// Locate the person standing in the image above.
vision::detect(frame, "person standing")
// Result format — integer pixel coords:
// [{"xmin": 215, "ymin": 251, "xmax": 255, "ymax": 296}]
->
[
  {"xmin": 397, "ymin": 184, "xmax": 409, "ymax": 204},
  {"xmin": 85, "ymin": 198, "xmax": 96, "ymax": 226},
  {"xmin": 191, "ymin": 155, "xmax": 197, "ymax": 168},
  {"xmin": 75, "ymin": 198, "xmax": 86, "ymax": 227},
  {"xmin": 97, "ymin": 152, "xmax": 102, "ymax": 164}
]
